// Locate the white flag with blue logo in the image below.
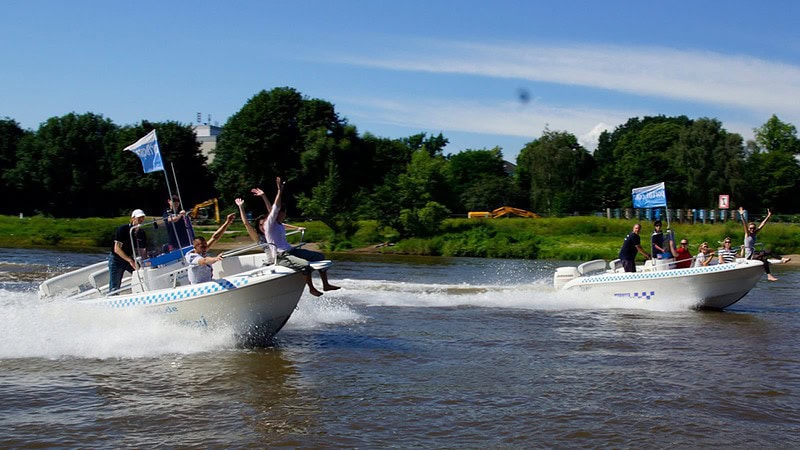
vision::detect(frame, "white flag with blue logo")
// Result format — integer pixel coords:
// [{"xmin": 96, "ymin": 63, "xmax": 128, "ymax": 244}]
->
[
  {"xmin": 632, "ymin": 182, "xmax": 667, "ymax": 208},
  {"xmin": 124, "ymin": 130, "xmax": 164, "ymax": 173}
]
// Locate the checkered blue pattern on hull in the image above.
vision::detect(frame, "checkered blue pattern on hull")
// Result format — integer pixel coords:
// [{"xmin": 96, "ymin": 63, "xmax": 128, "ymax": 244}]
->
[
  {"xmin": 107, "ymin": 276, "xmax": 251, "ymax": 308},
  {"xmin": 582, "ymin": 263, "xmax": 737, "ymax": 285}
]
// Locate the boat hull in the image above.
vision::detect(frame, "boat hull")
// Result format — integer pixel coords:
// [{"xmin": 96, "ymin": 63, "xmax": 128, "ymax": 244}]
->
[
  {"xmin": 558, "ymin": 260, "xmax": 765, "ymax": 310},
  {"xmin": 79, "ymin": 266, "xmax": 306, "ymax": 345}
]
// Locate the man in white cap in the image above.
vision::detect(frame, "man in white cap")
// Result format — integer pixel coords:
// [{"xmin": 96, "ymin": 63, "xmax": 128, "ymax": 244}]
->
[{"xmin": 107, "ymin": 209, "xmax": 147, "ymax": 294}]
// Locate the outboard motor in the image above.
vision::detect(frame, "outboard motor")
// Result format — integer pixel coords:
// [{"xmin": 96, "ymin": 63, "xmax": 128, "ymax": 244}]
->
[{"xmin": 554, "ymin": 266, "xmax": 579, "ymax": 290}]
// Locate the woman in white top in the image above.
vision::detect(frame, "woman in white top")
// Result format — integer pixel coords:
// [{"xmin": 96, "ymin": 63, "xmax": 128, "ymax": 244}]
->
[
  {"xmin": 693, "ymin": 242, "xmax": 716, "ymax": 267},
  {"xmin": 263, "ymin": 177, "xmax": 340, "ymax": 297}
]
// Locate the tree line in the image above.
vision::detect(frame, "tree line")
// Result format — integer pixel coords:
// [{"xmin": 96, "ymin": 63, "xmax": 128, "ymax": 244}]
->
[{"xmin": 2, "ymin": 86, "xmax": 799, "ymax": 241}]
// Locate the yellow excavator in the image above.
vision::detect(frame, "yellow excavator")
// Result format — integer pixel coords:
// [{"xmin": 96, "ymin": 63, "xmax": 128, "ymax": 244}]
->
[
  {"xmin": 468, "ymin": 206, "xmax": 540, "ymax": 219},
  {"xmin": 491, "ymin": 206, "xmax": 540, "ymax": 218},
  {"xmin": 189, "ymin": 198, "xmax": 220, "ymax": 224}
]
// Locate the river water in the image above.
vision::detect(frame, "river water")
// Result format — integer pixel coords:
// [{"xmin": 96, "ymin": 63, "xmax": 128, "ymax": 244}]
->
[{"xmin": 1, "ymin": 248, "xmax": 799, "ymax": 448}]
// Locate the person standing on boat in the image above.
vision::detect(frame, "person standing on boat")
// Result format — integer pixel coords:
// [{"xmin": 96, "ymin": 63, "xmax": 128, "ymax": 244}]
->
[
  {"xmin": 650, "ymin": 220, "xmax": 669, "ymax": 259},
  {"xmin": 163, "ymin": 195, "xmax": 194, "ymax": 250},
  {"xmin": 674, "ymin": 238, "xmax": 693, "ymax": 269},
  {"xmin": 264, "ymin": 177, "xmax": 340, "ymax": 296},
  {"xmin": 107, "ymin": 209, "xmax": 148, "ymax": 295},
  {"xmin": 185, "ymin": 213, "xmax": 236, "ymax": 284},
  {"xmin": 739, "ymin": 207, "xmax": 784, "ymax": 281},
  {"xmin": 618, "ymin": 223, "xmax": 650, "ymax": 272},
  {"xmin": 718, "ymin": 237, "xmax": 737, "ymax": 264}
]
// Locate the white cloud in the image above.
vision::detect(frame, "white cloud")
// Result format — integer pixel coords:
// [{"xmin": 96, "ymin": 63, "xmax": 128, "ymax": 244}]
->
[
  {"xmin": 334, "ymin": 39, "xmax": 800, "ymax": 118},
  {"xmin": 338, "ymin": 96, "xmax": 634, "ymax": 151}
]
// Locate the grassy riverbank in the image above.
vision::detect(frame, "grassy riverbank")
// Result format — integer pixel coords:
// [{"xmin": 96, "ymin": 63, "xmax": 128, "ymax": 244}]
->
[{"xmin": 2, "ymin": 214, "xmax": 799, "ymax": 261}]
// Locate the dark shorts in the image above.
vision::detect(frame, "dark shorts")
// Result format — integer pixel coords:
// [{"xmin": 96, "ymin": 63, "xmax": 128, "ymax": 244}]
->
[
  {"xmin": 276, "ymin": 247, "xmax": 325, "ymax": 275},
  {"xmin": 621, "ymin": 259, "xmax": 637, "ymax": 273}
]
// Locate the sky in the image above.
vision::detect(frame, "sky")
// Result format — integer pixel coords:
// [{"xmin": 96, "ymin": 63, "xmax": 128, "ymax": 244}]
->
[{"xmin": 2, "ymin": 1, "xmax": 799, "ymax": 161}]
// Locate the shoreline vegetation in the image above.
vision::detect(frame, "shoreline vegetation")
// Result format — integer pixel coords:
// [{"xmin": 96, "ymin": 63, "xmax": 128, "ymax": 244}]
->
[{"xmin": 3, "ymin": 215, "xmax": 799, "ymax": 263}]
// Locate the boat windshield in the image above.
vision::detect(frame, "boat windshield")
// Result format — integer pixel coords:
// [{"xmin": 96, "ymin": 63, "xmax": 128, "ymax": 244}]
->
[{"xmin": 129, "ymin": 217, "xmax": 194, "ymax": 268}]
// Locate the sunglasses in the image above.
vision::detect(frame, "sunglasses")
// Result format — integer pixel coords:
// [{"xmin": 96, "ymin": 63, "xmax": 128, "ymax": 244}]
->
[{"xmin": 680, "ymin": 242, "xmax": 688, "ymax": 245}]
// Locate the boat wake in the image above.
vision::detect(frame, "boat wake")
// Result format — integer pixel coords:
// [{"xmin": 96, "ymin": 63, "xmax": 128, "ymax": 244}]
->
[
  {"xmin": 0, "ymin": 287, "xmax": 367, "ymax": 359},
  {"xmin": 0, "ymin": 290, "xmax": 236, "ymax": 359}
]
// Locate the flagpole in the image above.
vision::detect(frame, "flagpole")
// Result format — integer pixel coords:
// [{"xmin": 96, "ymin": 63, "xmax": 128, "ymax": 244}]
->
[
  {"xmin": 171, "ymin": 163, "xmax": 183, "ymax": 208},
  {"xmin": 164, "ymin": 170, "xmax": 174, "ymax": 213}
]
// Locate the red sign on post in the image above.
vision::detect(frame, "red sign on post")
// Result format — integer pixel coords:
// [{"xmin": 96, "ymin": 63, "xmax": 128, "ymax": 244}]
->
[{"xmin": 719, "ymin": 194, "xmax": 730, "ymax": 209}]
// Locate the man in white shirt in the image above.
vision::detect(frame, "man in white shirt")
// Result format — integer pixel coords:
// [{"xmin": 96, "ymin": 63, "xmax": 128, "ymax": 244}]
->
[{"xmin": 185, "ymin": 213, "xmax": 235, "ymax": 284}]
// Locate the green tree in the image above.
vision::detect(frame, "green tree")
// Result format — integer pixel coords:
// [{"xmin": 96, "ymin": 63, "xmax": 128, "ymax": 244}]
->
[
  {"xmin": 7, "ymin": 112, "xmax": 120, "ymax": 217},
  {"xmin": 447, "ymin": 147, "xmax": 511, "ymax": 213},
  {"xmin": 0, "ymin": 118, "xmax": 29, "ymax": 214},
  {"xmin": 744, "ymin": 115, "xmax": 800, "ymax": 211},
  {"xmin": 668, "ymin": 118, "xmax": 746, "ymax": 208},
  {"xmin": 211, "ymin": 87, "xmax": 306, "ymax": 204},
  {"xmin": 388, "ymin": 149, "xmax": 451, "ymax": 236},
  {"xmin": 297, "ymin": 124, "xmax": 364, "ymax": 239},
  {"xmin": 211, "ymin": 87, "xmax": 350, "ymax": 215},
  {"xmin": 516, "ymin": 130, "xmax": 596, "ymax": 215},
  {"xmin": 754, "ymin": 114, "xmax": 800, "ymax": 155}
]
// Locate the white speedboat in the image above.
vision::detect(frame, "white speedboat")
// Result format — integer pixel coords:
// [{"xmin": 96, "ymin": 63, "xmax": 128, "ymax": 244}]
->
[
  {"xmin": 38, "ymin": 219, "xmax": 328, "ymax": 345},
  {"xmin": 553, "ymin": 257, "xmax": 765, "ymax": 310}
]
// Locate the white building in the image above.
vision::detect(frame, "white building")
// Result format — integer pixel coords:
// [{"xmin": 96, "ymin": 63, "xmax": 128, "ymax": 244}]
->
[{"xmin": 193, "ymin": 124, "xmax": 222, "ymax": 164}]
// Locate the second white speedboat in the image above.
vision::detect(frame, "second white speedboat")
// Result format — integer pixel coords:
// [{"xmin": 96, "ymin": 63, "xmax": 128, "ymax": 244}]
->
[{"xmin": 553, "ymin": 258, "xmax": 765, "ymax": 310}]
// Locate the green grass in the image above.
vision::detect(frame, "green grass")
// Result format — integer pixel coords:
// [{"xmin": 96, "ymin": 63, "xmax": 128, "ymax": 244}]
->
[{"xmin": 3, "ymin": 214, "xmax": 798, "ymax": 260}]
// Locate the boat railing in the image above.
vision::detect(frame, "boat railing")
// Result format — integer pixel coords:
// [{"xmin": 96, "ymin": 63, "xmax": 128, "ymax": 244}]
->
[
  {"xmin": 221, "ymin": 242, "xmax": 271, "ymax": 258},
  {"xmin": 219, "ymin": 229, "xmax": 305, "ymax": 259}
]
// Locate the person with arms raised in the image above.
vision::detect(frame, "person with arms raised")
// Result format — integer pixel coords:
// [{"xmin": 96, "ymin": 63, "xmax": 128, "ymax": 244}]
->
[
  {"xmin": 185, "ymin": 213, "xmax": 236, "ymax": 284},
  {"xmin": 263, "ymin": 177, "xmax": 340, "ymax": 296}
]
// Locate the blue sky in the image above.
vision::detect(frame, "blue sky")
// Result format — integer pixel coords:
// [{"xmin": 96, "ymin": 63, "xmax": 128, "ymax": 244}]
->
[{"xmin": 2, "ymin": 1, "xmax": 799, "ymax": 161}]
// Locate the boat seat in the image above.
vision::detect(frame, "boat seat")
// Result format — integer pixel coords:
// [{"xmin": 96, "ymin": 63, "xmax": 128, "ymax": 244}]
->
[
  {"xmin": 577, "ymin": 259, "xmax": 607, "ymax": 276},
  {"xmin": 88, "ymin": 268, "xmax": 110, "ymax": 292},
  {"xmin": 644, "ymin": 258, "xmax": 675, "ymax": 271},
  {"xmin": 609, "ymin": 259, "xmax": 623, "ymax": 272}
]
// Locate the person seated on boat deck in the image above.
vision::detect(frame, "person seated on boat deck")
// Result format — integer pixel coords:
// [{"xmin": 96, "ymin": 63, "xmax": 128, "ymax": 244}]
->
[
  {"xmin": 264, "ymin": 176, "xmax": 340, "ymax": 296},
  {"xmin": 718, "ymin": 237, "xmax": 738, "ymax": 264},
  {"xmin": 674, "ymin": 239, "xmax": 693, "ymax": 269},
  {"xmin": 163, "ymin": 195, "xmax": 193, "ymax": 250},
  {"xmin": 185, "ymin": 213, "xmax": 236, "ymax": 284},
  {"xmin": 618, "ymin": 223, "xmax": 650, "ymax": 273},
  {"xmin": 107, "ymin": 209, "xmax": 148, "ymax": 295},
  {"xmin": 693, "ymin": 242, "xmax": 716, "ymax": 267}
]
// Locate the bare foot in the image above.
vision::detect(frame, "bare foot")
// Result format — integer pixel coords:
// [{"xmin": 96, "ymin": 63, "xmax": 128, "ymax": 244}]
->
[
  {"xmin": 308, "ymin": 288, "xmax": 323, "ymax": 297},
  {"xmin": 782, "ymin": 257, "xmax": 792, "ymax": 263},
  {"xmin": 767, "ymin": 275, "xmax": 778, "ymax": 282},
  {"xmin": 323, "ymin": 284, "xmax": 341, "ymax": 291}
]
